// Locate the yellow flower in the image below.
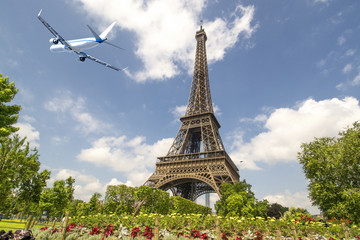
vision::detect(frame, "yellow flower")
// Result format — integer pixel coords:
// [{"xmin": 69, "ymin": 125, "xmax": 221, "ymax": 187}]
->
[{"xmin": 81, "ymin": 216, "xmax": 85, "ymax": 219}]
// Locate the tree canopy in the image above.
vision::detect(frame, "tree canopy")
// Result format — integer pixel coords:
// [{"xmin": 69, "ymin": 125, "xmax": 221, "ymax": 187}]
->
[
  {"xmin": 39, "ymin": 176, "xmax": 75, "ymax": 217},
  {"xmin": 267, "ymin": 203, "xmax": 289, "ymax": 219},
  {"xmin": 0, "ymin": 134, "xmax": 50, "ymax": 214},
  {"xmin": 215, "ymin": 180, "xmax": 269, "ymax": 218},
  {"xmin": 0, "ymin": 73, "xmax": 50, "ymax": 215},
  {"xmin": 298, "ymin": 121, "xmax": 360, "ymax": 223},
  {"xmin": 0, "ymin": 74, "xmax": 21, "ymax": 137}
]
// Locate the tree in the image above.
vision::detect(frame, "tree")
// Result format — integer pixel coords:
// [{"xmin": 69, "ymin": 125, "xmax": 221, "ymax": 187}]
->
[
  {"xmin": 267, "ymin": 203, "xmax": 289, "ymax": 219},
  {"xmin": 15, "ymin": 169, "xmax": 51, "ymax": 214},
  {"xmin": 135, "ymin": 186, "xmax": 170, "ymax": 214},
  {"xmin": 0, "ymin": 74, "xmax": 21, "ymax": 137},
  {"xmin": 69, "ymin": 199, "xmax": 85, "ymax": 216},
  {"xmin": 215, "ymin": 180, "xmax": 269, "ymax": 218},
  {"xmin": 89, "ymin": 192, "xmax": 102, "ymax": 214},
  {"xmin": 103, "ymin": 185, "xmax": 136, "ymax": 215},
  {"xmin": 0, "ymin": 134, "xmax": 50, "ymax": 214},
  {"xmin": 298, "ymin": 122, "xmax": 360, "ymax": 223},
  {"xmin": 39, "ymin": 176, "xmax": 75, "ymax": 217}
]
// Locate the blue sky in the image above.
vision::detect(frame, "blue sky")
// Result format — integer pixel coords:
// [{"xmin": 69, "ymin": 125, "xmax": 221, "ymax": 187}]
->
[{"xmin": 1, "ymin": 0, "xmax": 360, "ymax": 214}]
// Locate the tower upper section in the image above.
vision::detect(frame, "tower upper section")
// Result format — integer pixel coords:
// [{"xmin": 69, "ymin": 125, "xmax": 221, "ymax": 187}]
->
[{"xmin": 185, "ymin": 27, "xmax": 214, "ymax": 116}]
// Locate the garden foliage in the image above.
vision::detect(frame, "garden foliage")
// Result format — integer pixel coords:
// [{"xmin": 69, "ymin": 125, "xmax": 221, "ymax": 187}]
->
[{"xmin": 298, "ymin": 121, "xmax": 360, "ymax": 224}]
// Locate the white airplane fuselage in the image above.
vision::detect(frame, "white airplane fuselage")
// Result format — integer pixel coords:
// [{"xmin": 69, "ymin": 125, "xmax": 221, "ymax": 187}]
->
[{"xmin": 50, "ymin": 37, "xmax": 100, "ymax": 52}]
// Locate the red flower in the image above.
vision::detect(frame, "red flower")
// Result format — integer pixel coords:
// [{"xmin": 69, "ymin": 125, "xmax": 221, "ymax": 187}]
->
[
  {"xmin": 200, "ymin": 233, "xmax": 208, "ymax": 239},
  {"xmin": 131, "ymin": 227, "xmax": 140, "ymax": 238},
  {"xmin": 90, "ymin": 226, "xmax": 100, "ymax": 235},
  {"xmin": 255, "ymin": 231, "xmax": 263, "ymax": 240},
  {"xmin": 222, "ymin": 232, "xmax": 228, "ymax": 240},
  {"xmin": 104, "ymin": 224, "xmax": 114, "ymax": 237},
  {"xmin": 191, "ymin": 229, "xmax": 201, "ymax": 238},
  {"xmin": 143, "ymin": 226, "xmax": 154, "ymax": 239},
  {"xmin": 40, "ymin": 226, "xmax": 49, "ymax": 231},
  {"xmin": 66, "ymin": 223, "xmax": 77, "ymax": 232}
]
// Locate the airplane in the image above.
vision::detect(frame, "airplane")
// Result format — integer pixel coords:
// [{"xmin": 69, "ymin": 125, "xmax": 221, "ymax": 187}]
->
[{"xmin": 37, "ymin": 9, "xmax": 126, "ymax": 71}]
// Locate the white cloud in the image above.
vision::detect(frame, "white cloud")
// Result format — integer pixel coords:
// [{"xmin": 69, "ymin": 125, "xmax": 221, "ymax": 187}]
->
[
  {"xmin": 213, "ymin": 103, "xmax": 222, "ymax": 116},
  {"xmin": 72, "ymin": 0, "xmax": 257, "ymax": 82},
  {"xmin": 336, "ymin": 83, "xmax": 345, "ymax": 91},
  {"xmin": 171, "ymin": 105, "xmax": 187, "ymax": 119},
  {"xmin": 337, "ymin": 36, "xmax": 346, "ymax": 46},
  {"xmin": 352, "ymin": 72, "xmax": 360, "ymax": 86},
  {"xmin": 7, "ymin": 59, "xmax": 19, "ymax": 67},
  {"xmin": 342, "ymin": 63, "xmax": 352, "ymax": 74},
  {"xmin": 230, "ymin": 97, "xmax": 360, "ymax": 170},
  {"xmin": 263, "ymin": 190, "xmax": 319, "ymax": 215},
  {"xmin": 77, "ymin": 136, "xmax": 173, "ymax": 185},
  {"xmin": 240, "ymin": 114, "xmax": 267, "ymax": 123},
  {"xmin": 44, "ymin": 90, "xmax": 111, "ymax": 134},
  {"xmin": 14, "ymin": 122, "xmax": 40, "ymax": 148},
  {"xmin": 52, "ymin": 136, "xmax": 69, "ymax": 145},
  {"xmin": 345, "ymin": 49, "xmax": 356, "ymax": 56},
  {"xmin": 316, "ymin": 59, "xmax": 326, "ymax": 68}
]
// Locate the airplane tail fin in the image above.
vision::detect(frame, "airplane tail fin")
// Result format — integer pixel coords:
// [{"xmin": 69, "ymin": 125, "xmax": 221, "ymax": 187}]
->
[
  {"xmin": 87, "ymin": 25, "xmax": 101, "ymax": 40},
  {"xmin": 88, "ymin": 22, "xmax": 125, "ymax": 50},
  {"xmin": 100, "ymin": 22, "xmax": 116, "ymax": 40}
]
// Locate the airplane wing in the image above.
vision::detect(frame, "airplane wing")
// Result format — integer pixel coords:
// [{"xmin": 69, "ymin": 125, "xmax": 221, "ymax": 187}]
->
[
  {"xmin": 37, "ymin": 9, "xmax": 73, "ymax": 51},
  {"xmin": 76, "ymin": 51, "xmax": 127, "ymax": 71}
]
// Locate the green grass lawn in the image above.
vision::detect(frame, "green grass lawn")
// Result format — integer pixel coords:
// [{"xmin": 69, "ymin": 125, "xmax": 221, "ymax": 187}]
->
[{"xmin": 0, "ymin": 219, "xmax": 53, "ymax": 232}]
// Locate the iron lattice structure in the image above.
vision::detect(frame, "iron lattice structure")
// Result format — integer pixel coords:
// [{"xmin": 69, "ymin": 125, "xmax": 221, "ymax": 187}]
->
[{"xmin": 144, "ymin": 27, "xmax": 239, "ymax": 201}]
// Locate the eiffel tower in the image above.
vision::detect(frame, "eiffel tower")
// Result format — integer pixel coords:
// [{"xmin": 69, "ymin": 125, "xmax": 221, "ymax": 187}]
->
[{"xmin": 144, "ymin": 26, "xmax": 239, "ymax": 201}]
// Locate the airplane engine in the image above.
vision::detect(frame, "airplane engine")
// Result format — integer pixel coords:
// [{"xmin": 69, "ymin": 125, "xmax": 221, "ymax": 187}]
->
[
  {"xmin": 79, "ymin": 57, "xmax": 86, "ymax": 62},
  {"xmin": 49, "ymin": 38, "xmax": 59, "ymax": 44}
]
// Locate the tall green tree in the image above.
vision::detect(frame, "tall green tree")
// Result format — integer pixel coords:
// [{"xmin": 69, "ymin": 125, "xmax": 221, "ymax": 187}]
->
[
  {"xmin": 0, "ymin": 74, "xmax": 21, "ymax": 137},
  {"xmin": 103, "ymin": 185, "xmax": 136, "ymax": 215},
  {"xmin": 267, "ymin": 203, "xmax": 289, "ymax": 219},
  {"xmin": 0, "ymin": 73, "xmax": 50, "ymax": 215},
  {"xmin": 89, "ymin": 192, "xmax": 102, "ymax": 214},
  {"xmin": 0, "ymin": 134, "xmax": 50, "ymax": 213},
  {"xmin": 15, "ymin": 169, "xmax": 51, "ymax": 214},
  {"xmin": 39, "ymin": 176, "xmax": 75, "ymax": 217},
  {"xmin": 298, "ymin": 121, "xmax": 360, "ymax": 223},
  {"xmin": 215, "ymin": 180, "xmax": 269, "ymax": 218}
]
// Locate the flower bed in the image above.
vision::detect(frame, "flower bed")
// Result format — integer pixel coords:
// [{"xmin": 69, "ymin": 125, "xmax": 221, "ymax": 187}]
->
[{"xmin": 31, "ymin": 213, "xmax": 360, "ymax": 240}]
